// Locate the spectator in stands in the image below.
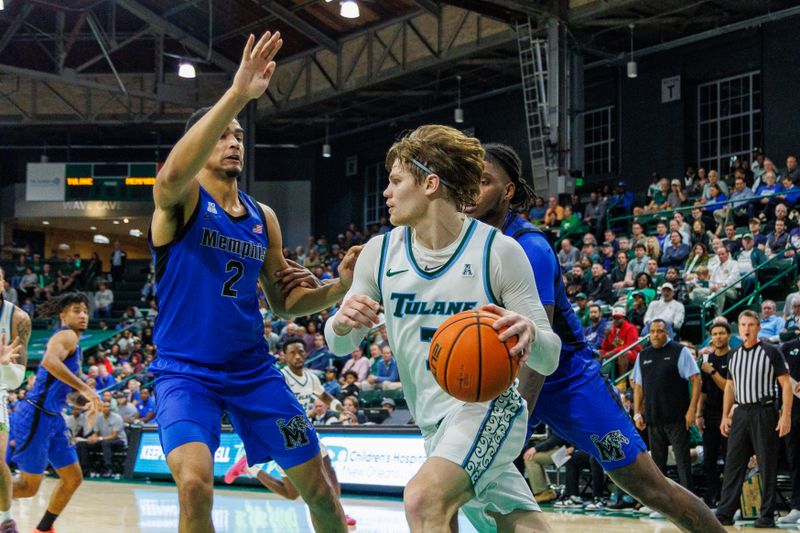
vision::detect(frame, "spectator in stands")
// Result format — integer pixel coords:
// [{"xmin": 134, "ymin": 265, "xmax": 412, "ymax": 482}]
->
[
  {"xmin": 523, "ymin": 431, "xmax": 568, "ymax": 504},
  {"xmin": 558, "ymin": 205, "xmax": 585, "ymax": 240},
  {"xmin": 627, "ymin": 291, "xmax": 648, "ymax": 331},
  {"xmin": 781, "ymin": 301, "xmax": 800, "ymax": 341},
  {"xmin": 644, "ymin": 237, "xmax": 661, "ymax": 265},
  {"xmin": 766, "ymin": 218, "xmax": 789, "ymax": 258},
  {"xmin": 381, "ymin": 398, "xmax": 409, "ymax": 425},
  {"xmin": 145, "ymin": 299, "xmax": 158, "ymax": 320},
  {"xmin": 1, "ymin": 273, "xmax": 18, "ymax": 306},
  {"xmin": 583, "ymin": 304, "xmax": 607, "ymax": 351},
  {"xmin": 18, "ymin": 267, "xmax": 37, "ymax": 301},
  {"xmin": 623, "ymin": 243, "xmax": 649, "ymax": 288},
  {"xmin": 633, "ymin": 319, "xmax": 701, "ymax": 491},
  {"xmin": 140, "ymin": 264, "xmax": 155, "ymax": 302},
  {"xmin": 365, "ymin": 346, "xmax": 401, "ymax": 391},
  {"xmin": 702, "ymin": 170, "xmax": 728, "ymax": 201},
  {"xmin": 94, "ymin": 281, "xmax": 114, "ymax": 318},
  {"xmin": 696, "ymin": 319, "xmax": 732, "ymax": 507},
  {"xmin": 684, "ymin": 243, "xmax": 709, "ymax": 282},
  {"xmin": 544, "ymin": 196, "xmax": 564, "ymax": 227},
  {"xmin": 96, "ymin": 365, "xmax": 116, "ymax": 390},
  {"xmin": 309, "ymin": 398, "xmax": 339, "ymax": 425},
  {"xmin": 766, "ymin": 203, "xmax": 794, "ymax": 233},
  {"xmin": 690, "ymin": 220, "xmax": 712, "ymax": 250},
  {"xmin": 583, "ymin": 191, "xmax": 605, "ymax": 238},
  {"xmin": 338, "ymin": 371, "xmax": 361, "ymax": 400},
  {"xmin": 136, "ymin": 388, "xmax": 155, "ymax": 423},
  {"xmin": 587, "ymin": 264, "xmax": 612, "ymax": 305},
  {"xmin": 339, "ymin": 396, "xmax": 366, "ymax": 425},
  {"xmin": 110, "ymin": 240, "xmax": 127, "ymax": 289},
  {"xmin": 646, "ymin": 178, "xmax": 670, "ymax": 212},
  {"xmin": 322, "ymin": 368, "xmax": 341, "ymax": 398},
  {"xmin": 661, "ymin": 231, "xmax": 691, "ymax": 268},
  {"xmin": 528, "ymin": 195, "xmax": 546, "ymax": 222},
  {"xmin": 780, "ymin": 174, "xmax": 800, "ymax": 207},
  {"xmin": 785, "ymin": 155, "xmax": 799, "ymax": 183},
  {"xmin": 667, "ymin": 179, "xmax": 687, "ymax": 208},
  {"xmin": 608, "ymin": 181, "xmax": 634, "ymax": 219},
  {"xmin": 756, "ymin": 171, "xmax": 781, "ymax": 217},
  {"xmin": 119, "ymin": 306, "xmax": 144, "ymax": 334},
  {"xmin": 785, "ymin": 278, "xmax": 800, "ymax": 321},
  {"xmin": 115, "ymin": 394, "xmax": 138, "ymax": 424},
  {"xmin": 718, "ymin": 223, "xmax": 740, "ymax": 255},
  {"xmin": 340, "ymin": 346, "xmax": 370, "ymax": 385},
  {"xmin": 574, "ymin": 293, "xmax": 590, "ymax": 327},
  {"xmin": 629, "ymin": 222, "xmax": 646, "ymax": 248},
  {"xmin": 598, "ymin": 242, "xmax": 616, "ymax": 272},
  {"xmin": 644, "ymin": 283, "xmax": 685, "ymax": 332},
  {"xmin": 35, "ymin": 263, "xmax": 56, "ymax": 301},
  {"xmin": 704, "ymin": 183, "xmax": 728, "ymax": 217},
  {"xmin": 688, "ymin": 266, "xmax": 711, "ymax": 303},
  {"xmin": 664, "ymin": 267, "xmax": 689, "ymax": 304},
  {"xmin": 758, "ymin": 300, "xmax": 785, "ymax": 343},
  {"xmin": 716, "ymin": 310, "xmax": 791, "ymax": 528},
  {"xmin": 307, "ymin": 333, "xmax": 332, "ymax": 372},
  {"xmin": 718, "ymin": 174, "xmax": 755, "ymax": 228},
  {"xmin": 76, "ymin": 401, "xmax": 127, "ymax": 477},
  {"xmin": 263, "ymin": 319, "xmax": 280, "ymax": 353},
  {"xmin": 749, "ymin": 217, "xmax": 768, "ymax": 249},
  {"xmin": 567, "ymin": 265, "xmax": 588, "ymax": 298},
  {"xmin": 600, "ymin": 307, "xmax": 640, "ymax": 376},
  {"xmin": 610, "ymin": 252, "xmax": 629, "ymax": 292}
]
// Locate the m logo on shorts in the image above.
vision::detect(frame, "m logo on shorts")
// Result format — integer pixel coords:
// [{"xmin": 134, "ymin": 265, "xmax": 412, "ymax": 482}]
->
[
  {"xmin": 590, "ymin": 430, "xmax": 629, "ymax": 462},
  {"xmin": 276, "ymin": 415, "xmax": 312, "ymax": 450}
]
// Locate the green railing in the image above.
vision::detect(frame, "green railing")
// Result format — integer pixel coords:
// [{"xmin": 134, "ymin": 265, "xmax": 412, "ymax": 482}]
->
[
  {"xmin": 698, "ymin": 250, "xmax": 797, "ymax": 342},
  {"xmin": 606, "ymin": 187, "xmax": 800, "ymax": 230},
  {"xmin": 599, "ymin": 334, "xmax": 651, "ymax": 386}
]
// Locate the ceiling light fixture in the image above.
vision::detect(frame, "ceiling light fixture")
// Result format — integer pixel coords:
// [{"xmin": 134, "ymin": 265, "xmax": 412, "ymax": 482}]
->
[
  {"xmin": 123, "ymin": 217, "xmax": 129, "ymax": 223},
  {"xmin": 113, "ymin": 220, "xmax": 120, "ymax": 225},
  {"xmin": 322, "ymin": 117, "xmax": 332, "ymax": 158},
  {"xmin": 340, "ymin": 0, "xmax": 359, "ymax": 18},
  {"xmin": 0, "ymin": 1, "xmax": 5, "ymax": 11},
  {"xmin": 90, "ymin": 226, "xmax": 97, "ymax": 230},
  {"xmin": 454, "ymin": 75, "xmax": 464, "ymax": 124},
  {"xmin": 627, "ymin": 24, "xmax": 638, "ymax": 79},
  {"xmin": 93, "ymin": 235, "xmax": 110, "ymax": 245},
  {"xmin": 178, "ymin": 61, "xmax": 196, "ymax": 79},
  {"xmin": 42, "ymin": 220, "xmax": 50, "ymax": 225}
]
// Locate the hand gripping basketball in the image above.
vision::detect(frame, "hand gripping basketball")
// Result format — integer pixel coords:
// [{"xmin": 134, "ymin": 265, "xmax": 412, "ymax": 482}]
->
[
  {"xmin": 481, "ymin": 304, "xmax": 535, "ymax": 361},
  {"xmin": 428, "ymin": 309, "xmax": 522, "ymax": 402}
]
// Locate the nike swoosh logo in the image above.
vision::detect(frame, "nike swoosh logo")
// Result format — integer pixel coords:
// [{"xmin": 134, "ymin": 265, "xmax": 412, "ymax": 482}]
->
[{"xmin": 386, "ymin": 268, "xmax": 408, "ymax": 277}]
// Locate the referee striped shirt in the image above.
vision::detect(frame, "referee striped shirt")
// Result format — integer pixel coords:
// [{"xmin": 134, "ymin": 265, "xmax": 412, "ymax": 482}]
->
[{"xmin": 729, "ymin": 341, "xmax": 787, "ymax": 404}]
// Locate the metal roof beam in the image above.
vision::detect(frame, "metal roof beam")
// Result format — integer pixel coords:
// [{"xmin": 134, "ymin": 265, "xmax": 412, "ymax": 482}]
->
[
  {"xmin": 0, "ymin": 3, "xmax": 35, "ymax": 56},
  {"xmin": 569, "ymin": 0, "xmax": 646, "ymax": 24},
  {"xmin": 412, "ymin": 0, "xmax": 441, "ymax": 16},
  {"xmin": 114, "ymin": 0, "xmax": 238, "ymax": 73},
  {"xmin": 255, "ymin": 1, "xmax": 337, "ymax": 52}
]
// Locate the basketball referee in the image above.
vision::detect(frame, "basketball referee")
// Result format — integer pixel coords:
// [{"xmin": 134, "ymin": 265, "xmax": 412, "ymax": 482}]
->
[{"xmin": 715, "ymin": 309, "xmax": 792, "ymax": 528}]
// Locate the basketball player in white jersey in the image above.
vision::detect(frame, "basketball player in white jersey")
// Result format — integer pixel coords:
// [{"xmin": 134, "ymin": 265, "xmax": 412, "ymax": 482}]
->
[
  {"xmin": 224, "ymin": 336, "xmax": 356, "ymax": 526},
  {"xmin": 0, "ymin": 266, "xmax": 31, "ymax": 532},
  {"xmin": 325, "ymin": 125, "xmax": 562, "ymax": 532}
]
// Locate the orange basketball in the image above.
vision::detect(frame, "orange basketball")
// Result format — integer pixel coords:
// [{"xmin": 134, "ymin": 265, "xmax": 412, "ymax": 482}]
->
[{"xmin": 428, "ymin": 310, "xmax": 520, "ymax": 402}]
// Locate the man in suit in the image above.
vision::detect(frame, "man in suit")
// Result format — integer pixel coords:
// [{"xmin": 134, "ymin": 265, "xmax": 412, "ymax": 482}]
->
[{"xmin": 110, "ymin": 241, "xmax": 127, "ymax": 289}]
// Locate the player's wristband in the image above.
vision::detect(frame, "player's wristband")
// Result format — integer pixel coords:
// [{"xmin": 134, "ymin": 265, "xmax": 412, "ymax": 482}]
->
[
  {"xmin": 330, "ymin": 398, "xmax": 343, "ymax": 412},
  {"xmin": 633, "ymin": 413, "xmax": 643, "ymax": 421}
]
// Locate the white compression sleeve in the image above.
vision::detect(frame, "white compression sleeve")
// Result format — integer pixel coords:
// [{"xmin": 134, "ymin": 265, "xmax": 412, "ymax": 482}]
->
[{"xmin": 0, "ymin": 363, "xmax": 25, "ymax": 390}]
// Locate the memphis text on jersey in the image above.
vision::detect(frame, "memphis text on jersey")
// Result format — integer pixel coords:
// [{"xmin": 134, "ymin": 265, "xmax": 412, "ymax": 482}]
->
[
  {"xmin": 200, "ymin": 228, "xmax": 267, "ymax": 261},
  {"xmin": 389, "ymin": 292, "xmax": 477, "ymax": 318}
]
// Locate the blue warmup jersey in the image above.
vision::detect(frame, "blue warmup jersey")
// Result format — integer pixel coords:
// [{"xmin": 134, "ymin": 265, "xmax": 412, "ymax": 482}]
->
[
  {"xmin": 503, "ymin": 213, "xmax": 646, "ymax": 470},
  {"xmin": 151, "ymin": 185, "xmax": 271, "ymax": 365},
  {"xmin": 9, "ymin": 326, "xmax": 81, "ymax": 474}
]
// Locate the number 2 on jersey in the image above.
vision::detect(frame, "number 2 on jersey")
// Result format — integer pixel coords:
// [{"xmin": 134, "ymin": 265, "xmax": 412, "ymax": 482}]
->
[{"xmin": 222, "ymin": 260, "xmax": 244, "ymax": 297}]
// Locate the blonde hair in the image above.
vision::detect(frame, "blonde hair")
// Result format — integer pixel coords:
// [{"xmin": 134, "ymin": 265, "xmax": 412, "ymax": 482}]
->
[{"xmin": 385, "ymin": 125, "xmax": 484, "ymax": 208}]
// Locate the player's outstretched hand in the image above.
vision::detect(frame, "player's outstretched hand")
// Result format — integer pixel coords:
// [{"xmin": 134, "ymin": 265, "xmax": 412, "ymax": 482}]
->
[
  {"xmin": 82, "ymin": 388, "xmax": 103, "ymax": 428},
  {"xmin": 332, "ymin": 294, "xmax": 380, "ymax": 336},
  {"xmin": 0, "ymin": 334, "xmax": 21, "ymax": 366},
  {"xmin": 337, "ymin": 245, "xmax": 363, "ymax": 291},
  {"xmin": 482, "ymin": 304, "xmax": 533, "ymax": 361},
  {"xmin": 231, "ymin": 31, "xmax": 283, "ymax": 101},
  {"xmin": 277, "ymin": 259, "xmax": 321, "ymax": 295}
]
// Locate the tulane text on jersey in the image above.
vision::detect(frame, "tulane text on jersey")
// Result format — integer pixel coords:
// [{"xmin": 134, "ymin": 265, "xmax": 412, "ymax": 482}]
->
[{"xmin": 389, "ymin": 292, "xmax": 477, "ymax": 318}]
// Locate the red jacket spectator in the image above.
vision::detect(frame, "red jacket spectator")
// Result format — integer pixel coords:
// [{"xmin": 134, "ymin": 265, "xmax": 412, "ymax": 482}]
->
[{"xmin": 599, "ymin": 308, "xmax": 641, "ymax": 376}]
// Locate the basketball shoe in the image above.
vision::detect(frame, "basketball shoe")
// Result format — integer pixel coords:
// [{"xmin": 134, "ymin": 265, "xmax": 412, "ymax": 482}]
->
[{"xmin": 224, "ymin": 455, "xmax": 250, "ymax": 484}]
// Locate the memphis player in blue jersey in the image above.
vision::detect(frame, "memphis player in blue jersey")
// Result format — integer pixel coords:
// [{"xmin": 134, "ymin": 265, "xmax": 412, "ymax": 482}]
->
[
  {"xmin": 7, "ymin": 293, "xmax": 102, "ymax": 533},
  {"xmin": 150, "ymin": 31, "xmax": 357, "ymax": 533},
  {"xmin": 468, "ymin": 143, "xmax": 724, "ymax": 533}
]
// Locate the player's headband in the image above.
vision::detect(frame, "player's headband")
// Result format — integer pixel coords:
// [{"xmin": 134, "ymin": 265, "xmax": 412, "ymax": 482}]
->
[{"xmin": 410, "ymin": 158, "xmax": 455, "ymax": 190}]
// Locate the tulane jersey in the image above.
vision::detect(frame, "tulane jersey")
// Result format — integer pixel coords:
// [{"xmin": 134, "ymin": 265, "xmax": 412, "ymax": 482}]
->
[
  {"xmin": 151, "ymin": 185, "xmax": 270, "ymax": 365},
  {"xmin": 502, "ymin": 213, "xmax": 589, "ymax": 382},
  {"xmin": 26, "ymin": 326, "xmax": 81, "ymax": 415},
  {"xmin": 378, "ymin": 218, "xmax": 504, "ymax": 433}
]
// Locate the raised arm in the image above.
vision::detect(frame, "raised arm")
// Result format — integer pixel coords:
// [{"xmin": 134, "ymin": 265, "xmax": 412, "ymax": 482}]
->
[{"xmin": 153, "ymin": 31, "xmax": 282, "ymax": 210}]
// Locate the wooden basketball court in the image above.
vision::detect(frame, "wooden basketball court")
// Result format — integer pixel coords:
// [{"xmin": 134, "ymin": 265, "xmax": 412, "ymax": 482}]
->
[{"xmin": 9, "ymin": 478, "xmax": 772, "ymax": 532}]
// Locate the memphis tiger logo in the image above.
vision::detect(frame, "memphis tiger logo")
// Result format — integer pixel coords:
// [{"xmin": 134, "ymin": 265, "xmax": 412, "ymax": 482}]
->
[
  {"xmin": 590, "ymin": 430, "xmax": 629, "ymax": 462},
  {"xmin": 276, "ymin": 415, "xmax": 313, "ymax": 450}
]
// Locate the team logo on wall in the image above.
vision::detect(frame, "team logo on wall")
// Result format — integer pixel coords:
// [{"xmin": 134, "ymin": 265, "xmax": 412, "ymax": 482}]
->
[
  {"xmin": 590, "ymin": 430, "xmax": 629, "ymax": 462},
  {"xmin": 276, "ymin": 415, "xmax": 312, "ymax": 450}
]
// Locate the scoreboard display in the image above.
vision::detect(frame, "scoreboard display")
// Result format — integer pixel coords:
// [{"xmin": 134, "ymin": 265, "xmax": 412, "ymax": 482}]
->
[{"xmin": 64, "ymin": 163, "xmax": 159, "ymax": 201}]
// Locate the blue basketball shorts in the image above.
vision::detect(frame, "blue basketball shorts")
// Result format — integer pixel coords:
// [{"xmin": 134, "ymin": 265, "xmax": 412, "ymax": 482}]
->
[
  {"xmin": 530, "ymin": 350, "xmax": 647, "ymax": 471},
  {"xmin": 8, "ymin": 401, "xmax": 78, "ymax": 474},
  {"xmin": 151, "ymin": 354, "xmax": 319, "ymax": 470}
]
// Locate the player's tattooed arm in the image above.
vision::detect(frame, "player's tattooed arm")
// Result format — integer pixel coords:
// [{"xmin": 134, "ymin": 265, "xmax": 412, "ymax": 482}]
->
[{"xmin": 12, "ymin": 308, "xmax": 31, "ymax": 367}]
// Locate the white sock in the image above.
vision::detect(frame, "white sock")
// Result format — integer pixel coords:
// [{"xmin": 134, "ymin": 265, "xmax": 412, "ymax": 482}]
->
[
  {"xmin": 247, "ymin": 464, "xmax": 263, "ymax": 478},
  {"xmin": 0, "ymin": 509, "xmax": 11, "ymax": 521}
]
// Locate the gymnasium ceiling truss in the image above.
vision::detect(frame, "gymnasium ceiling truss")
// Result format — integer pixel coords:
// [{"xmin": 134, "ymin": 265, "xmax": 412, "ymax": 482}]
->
[{"xmin": 0, "ymin": 0, "xmax": 798, "ymax": 146}]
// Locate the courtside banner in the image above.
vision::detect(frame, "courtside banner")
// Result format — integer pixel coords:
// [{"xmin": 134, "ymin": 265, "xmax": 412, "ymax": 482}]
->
[{"xmin": 133, "ymin": 427, "xmax": 426, "ymax": 491}]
